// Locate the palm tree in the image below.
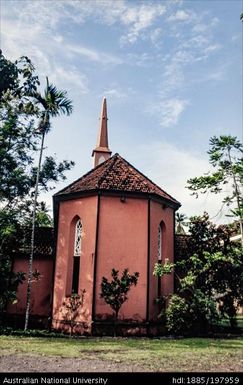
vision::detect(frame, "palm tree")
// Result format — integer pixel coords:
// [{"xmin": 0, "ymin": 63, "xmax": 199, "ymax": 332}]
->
[
  {"xmin": 24, "ymin": 78, "xmax": 73, "ymax": 330},
  {"xmin": 175, "ymin": 212, "xmax": 187, "ymax": 234}
]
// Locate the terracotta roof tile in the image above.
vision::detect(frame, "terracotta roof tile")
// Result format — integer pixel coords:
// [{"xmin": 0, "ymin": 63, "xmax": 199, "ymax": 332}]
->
[{"xmin": 55, "ymin": 153, "xmax": 180, "ymax": 206}]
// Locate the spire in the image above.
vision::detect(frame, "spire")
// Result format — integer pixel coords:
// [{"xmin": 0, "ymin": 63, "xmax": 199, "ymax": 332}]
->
[{"xmin": 92, "ymin": 97, "xmax": 112, "ymax": 167}]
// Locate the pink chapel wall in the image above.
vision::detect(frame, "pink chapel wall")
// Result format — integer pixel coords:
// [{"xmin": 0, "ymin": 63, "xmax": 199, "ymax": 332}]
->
[
  {"xmin": 149, "ymin": 200, "xmax": 175, "ymax": 320},
  {"xmin": 94, "ymin": 195, "xmax": 148, "ymax": 322},
  {"xmin": 6, "ymin": 196, "xmax": 176, "ymax": 333},
  {"xmin": 52, "ymin": 193, "xmax": 176, "ymax": 333},
  {"xmin": 7, "ymin": 257, "xmax": 54, "ymax": 323},
  {"xmin": 52, "ymin": 195, "xmax": 98, "ymax": 333},
  {"xmin": 8, "ymin": 194, "xmax": 175, "ymax": 334}
]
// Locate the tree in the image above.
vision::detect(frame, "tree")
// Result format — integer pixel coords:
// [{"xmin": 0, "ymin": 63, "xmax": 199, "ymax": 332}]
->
[
  {"xmin": 155, "ymin": 214, "xmax": 242, "ymax": 334},
  {"xmin": 175, "ymin": 212, "xmax": 187, "ymax": 234},
  {"xmin": 100, "ymin": 268, "xmax": 139, "ymax": 335},
  {"xmin": 187, "ymin": 136, "xmax": 243, "ymax": 246},
  {"xmin": 172, "ymin": 214, "xmax": 242, "ymax": 333},
  {"xmin": 177, "ymin": 248, "xmax": 242, "ymax": 331},
  {"xmin": 0, "ymin": 51, "xmax": 74, "ymax": 324},
  {"xmin": 0, "ymin": 209, "xmax": 25, "ymax": 321},
  {"xmin": 185, "ymin": 212, "xmax": 234, "ymax": 258},
  {"xmin": 0, "ymin": 50, "xmax": 18, "ymax": 99},
  {"xmin": 0, "ymin": 52, "xmax": 74, "ymax": 209},
  {"xmin": 24, "ymin": 77, "xmax": 73, "ymax": 331}
]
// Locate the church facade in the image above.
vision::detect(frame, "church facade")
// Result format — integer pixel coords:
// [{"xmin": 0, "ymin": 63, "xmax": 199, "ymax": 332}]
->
[
  {"xmin": 8, "ymin": 99, "xmax": 180, "ymax": 335},
  {"xmin": 52, "ymin": 98, "xmax": 180, "ymax": 334}
]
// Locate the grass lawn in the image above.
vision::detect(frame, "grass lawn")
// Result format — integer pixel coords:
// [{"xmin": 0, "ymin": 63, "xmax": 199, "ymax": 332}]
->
[{"xmin": 0, "ymin": 336, "xmax": 243, "ymax": 371}]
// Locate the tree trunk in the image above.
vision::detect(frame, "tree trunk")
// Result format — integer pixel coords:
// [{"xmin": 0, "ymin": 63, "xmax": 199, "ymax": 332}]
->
[
  {"xmin": 24, "ymin": 131, "xmax": 45, "ymax": 330},
  {"xmin": 227, "ymin": 148, "xmax": 243, "ymax": 247},
  {"xmin": 113, "ymin": 309, "xmax": 119, "ymax": 337}
]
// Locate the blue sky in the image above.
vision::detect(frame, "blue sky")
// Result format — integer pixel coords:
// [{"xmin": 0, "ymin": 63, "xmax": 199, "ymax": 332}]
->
[{"xmin": 1, "ymin": 0, "xmax": 242, "ymax": 223}]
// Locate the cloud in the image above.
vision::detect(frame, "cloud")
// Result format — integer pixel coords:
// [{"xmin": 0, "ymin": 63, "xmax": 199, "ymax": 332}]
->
[
  {"xmin": 149, "ymin": 99, "xmax": 188, "ymax": 128},
  {"xmin": 150, "ymin": 28, "xmax": 163, "ymax": 47},
  {"xmin": 167, "ymin": 10, "xmax": 191, "ymax": 22},
  {"xmin": 203, "ymin": 44, "xmax": 221, "ymax": 54},
  {"xmin": 120, "ymin": 3, "xmax": 166, "ymax": 44},
  {"xmin": 27, "ymin": 0, "xmax": 167, "ymax": 45},
  {"xmin": 102, "ymin": 88, "xmax": 127, "ymax": 99},
  {"xmin": 159, "ymin": 99, "xmax": 188, "ymax": 127},
  {"xmin": 210, "ymin": 17, "xmax": 220, "ymax": 27},
  {"xmin": 205, "ymin": 62, "xmax": 230, "ymax": 82},
  {"xmin": 51, "ymin": 66, "xmax": 89, "ymax": 94},
  {"xmin": 134, "ymin": 141, "xmax": 231, "ymax": 222},
  {"xmin": 126, "ymin": 52, "xmax": 153, "ymax": 67},
  {"xmin": 1, "ymin": 19, "xmax": 89, "ymax": 94},
  {"xmin": 67, "ymin": 44, "xmax": 123, "ymax": 65}
]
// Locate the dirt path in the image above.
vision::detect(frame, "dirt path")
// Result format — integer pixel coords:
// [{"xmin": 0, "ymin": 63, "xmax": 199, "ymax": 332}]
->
[{"xmin": 0, "ymin": 354, "xmax": 149, "ymax": 372}]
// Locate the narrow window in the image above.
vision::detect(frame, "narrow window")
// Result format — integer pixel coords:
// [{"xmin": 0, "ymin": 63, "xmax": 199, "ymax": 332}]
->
[
  {"xmin": 74, "ymin": 220, "xmax": 82, "ymax": 257},
  {"xmin": 158, "ymin": 225, "xmax": 162, "ymax": 262},
  {"xmin": 72, "ymin": 219, "xmax": 82, "ymax": 294},
  {"xmin": 157, "ymin": 223, "xmax": 163, "ymax": 297}
]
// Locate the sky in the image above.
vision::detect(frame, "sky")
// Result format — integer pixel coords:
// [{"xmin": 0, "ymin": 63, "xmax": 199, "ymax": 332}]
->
[{"xmin": 1, "ymin": 0, "xmax": 242, "ymax": 224}]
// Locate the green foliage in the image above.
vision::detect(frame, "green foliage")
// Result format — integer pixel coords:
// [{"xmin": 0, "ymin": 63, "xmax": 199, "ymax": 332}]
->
[
  {"xmin": 0, "ymin": 51, "xmax": 74, "ymax": 208},
  {"xmin": 0, "ymin": 51, "xmax": 74, "ymax": 316},
  {"xmin": 166, "ymin": 291, "xmax": 220, "ymax": 335},
  {"xmin": 166, "ymin": 295, "xmax": 190, "ymax": 334},
  {"xmin": 100, "ymin": 268, "xmax": 139, "ymax": 319},
  {"xmin": 187, "ymin": 135, "xmax": 243, "ymax": 244},
  {"xmin": 33, "ymin": 77, "xmax": 73, "ymax": 134},
  {"xmin": 0, "ymin": 51, "xmax": 18, "ymax": 99},
  {"xmin": 0, "ymin": 51, "xmax": 39, "ymax": 105},
  {"xmin": 175, "ymin": 212, "xmax": 187, "ymax": 234},
  {"xmin": 168, "ymin": 215, "xmax": 243, "ymax": 334},
  {"xmin": 0, "ymin": 327, "xmax": 68, "ymax": 338},
  {"xmin": 153, "ymin": 259, "xmax": 174, "ymax": 277},
  {"xmin": 0, "ymin": 209, "xmax": 24, "ymax": 317},
  {"xmin": 186, "ymin": 212, "xmax": 234, "ymax": 258},
  {"xmin": 0, "ymin": 257, "xmax": 25, "ymax": 316}
]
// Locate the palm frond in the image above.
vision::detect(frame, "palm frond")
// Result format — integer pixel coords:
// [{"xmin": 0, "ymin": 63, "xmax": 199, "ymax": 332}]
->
[{"xmin": 44, "ymin": 77, "xmax": 73, "ymax": 117}]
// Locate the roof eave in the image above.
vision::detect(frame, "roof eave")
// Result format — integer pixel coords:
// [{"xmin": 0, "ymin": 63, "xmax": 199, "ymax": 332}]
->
[{"xmin": 54, "ymin": 188, "xmax": 181, "ymax": 209}]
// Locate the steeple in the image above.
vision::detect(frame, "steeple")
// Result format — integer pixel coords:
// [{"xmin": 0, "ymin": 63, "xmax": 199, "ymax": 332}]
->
[{"xmin": 92, "ymin": 97, "xmax": 112, "ymax": 167}]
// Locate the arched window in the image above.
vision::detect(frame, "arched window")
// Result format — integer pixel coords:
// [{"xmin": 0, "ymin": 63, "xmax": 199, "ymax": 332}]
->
[
  {"xmin": 157, "ymin": 222, "xmax": 165, "ymax": 297},
  {"xmin": 72, "ymin": 219, "xmax": 82, "ymax": 294},
  {"xmin": 158, "ymin": 225, "xmax": 162, "ymax": 262},
  {"xmin": 74, "ymin": 220, "xmax": 82, "ymax": 256}
]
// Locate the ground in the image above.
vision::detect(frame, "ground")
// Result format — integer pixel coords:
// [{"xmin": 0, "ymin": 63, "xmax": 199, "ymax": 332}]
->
[
  {"xmin": 0, "ymin": 336, "xmax": 242, "ymax": 372},
  {"xmin": 0, "ymin": 354, "xmax": 145, "ymax": 372}
]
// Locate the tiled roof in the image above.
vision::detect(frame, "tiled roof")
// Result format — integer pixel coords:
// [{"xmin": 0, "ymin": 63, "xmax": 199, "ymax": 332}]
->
[{"xmin": 55, "ymin": 153, "xmax": 180, "ymax": 206}]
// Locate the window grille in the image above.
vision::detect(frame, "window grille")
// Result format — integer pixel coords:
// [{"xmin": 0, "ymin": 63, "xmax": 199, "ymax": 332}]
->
[
  {"xmin": 74, "ymin": 219, "xmax": 82, "ymax": 256},
  {"xmin": 158, "ymin": 225, "xmax": 162, "ymax": 261}
]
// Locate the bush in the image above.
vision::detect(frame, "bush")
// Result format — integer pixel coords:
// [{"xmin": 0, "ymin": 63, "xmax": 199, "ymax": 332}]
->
[
  {"xmin": 166, "ymin": 295, "xmax": 190, "ymax": 334},
  {"xmin": 166, "ymin": 291, "xmax": 220, "ymax": 335},
  {"xmin": 0, "ymin": 326, "xmax": 69, "ymax": 338}
]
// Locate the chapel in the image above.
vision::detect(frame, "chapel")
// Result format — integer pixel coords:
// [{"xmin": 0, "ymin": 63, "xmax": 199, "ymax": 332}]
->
[
  {"xmin": 51, "ymin": 98, "xmax": 180, "ymax": 334},
  {"xmin": 7, "ymin": 98, "xmax": 180, "ymax": 335}
]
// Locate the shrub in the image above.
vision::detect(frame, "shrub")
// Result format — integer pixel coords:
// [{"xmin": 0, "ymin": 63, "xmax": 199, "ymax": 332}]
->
[{"xmin": 166, "ymin": 295, "xmax": 190, "ymax": 334}]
